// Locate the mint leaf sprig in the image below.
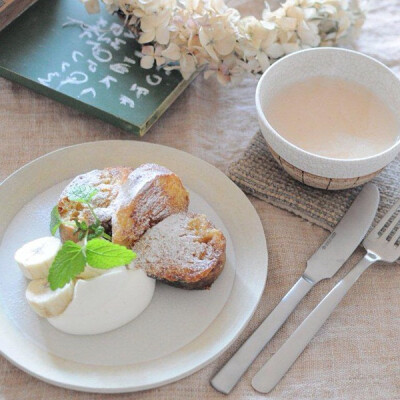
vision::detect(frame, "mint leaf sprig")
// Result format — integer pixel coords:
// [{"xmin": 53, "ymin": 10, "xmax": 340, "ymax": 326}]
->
[
  {"xmin": 48, "ymin": 239, "xmax": 136, "ymax": 290},
  {"xmin": 73, "ymin": 218, "xmax": 110, "ymax": 242},
  {"xmin": 66, "ymin": 184, "xmax": 98, "ymax": 203},
  {"xmin": 67, "ymin": 184, "xmax": 112, "ymax": 241},
  {"xmin": 48, "ymin": 184, "xmax": 136, "ymax": 290},
  {"xmin": 48, "ymin": 241, "xmax": 86, "ymax": 290},
  {"xmin": 49, "ymin": 185, "xmax": 112, "ymax": 242},
  {"xmin": 50, "ymin": 205, "xmax": 62, "ymax": 236}
]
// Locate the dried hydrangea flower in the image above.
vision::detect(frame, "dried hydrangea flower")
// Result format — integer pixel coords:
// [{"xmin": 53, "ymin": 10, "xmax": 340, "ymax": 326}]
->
[{"xmin": 84, "ymin": 0, "xmax": 366, "ymax": 85}]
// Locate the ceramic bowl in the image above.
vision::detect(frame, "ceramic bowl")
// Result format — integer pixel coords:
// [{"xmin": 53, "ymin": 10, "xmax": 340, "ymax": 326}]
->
[{"xmin": 255, "ymin": 47, "xmax": 400, "ymax": 190}]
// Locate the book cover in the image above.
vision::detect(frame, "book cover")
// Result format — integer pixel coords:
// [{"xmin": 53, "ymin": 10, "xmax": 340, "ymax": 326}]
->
[{"xmin": 0, "ymin": 0, "xmax": 194, "ymax": 135}]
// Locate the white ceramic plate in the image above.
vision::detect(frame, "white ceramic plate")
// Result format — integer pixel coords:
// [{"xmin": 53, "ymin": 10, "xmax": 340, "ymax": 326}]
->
[{"xmin": 0, "ymin": 141, "xmax": 268, "ymax": 393}]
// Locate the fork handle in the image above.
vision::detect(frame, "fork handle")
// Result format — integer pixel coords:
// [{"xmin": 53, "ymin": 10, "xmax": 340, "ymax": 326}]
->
[
  {"xmin": 252, "ymin": 254, "xmax": 376, "ymax": 394},
  {"xmin": 211, "ymin": 276, "xmax": 314, "ymax": 394}
]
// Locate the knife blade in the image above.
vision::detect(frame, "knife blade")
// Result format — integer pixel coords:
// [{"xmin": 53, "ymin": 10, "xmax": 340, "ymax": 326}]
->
[
  {"xmin": 304, "ymin": 183, "xmax": 379, "ymax": 282},
  {"xmin": 210, "ymin": 183, "xmax": 379, "ymax": 394}
]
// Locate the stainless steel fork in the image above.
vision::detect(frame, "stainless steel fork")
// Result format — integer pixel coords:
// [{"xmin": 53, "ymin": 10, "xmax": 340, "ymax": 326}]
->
[{"xmin": 252, "ymin": 198, "xmax": 400, "ymax": 394}]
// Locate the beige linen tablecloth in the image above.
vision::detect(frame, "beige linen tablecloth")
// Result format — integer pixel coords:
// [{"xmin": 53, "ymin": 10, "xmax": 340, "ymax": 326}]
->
[{"xmin": 0, "ymin": 1, "xmax": 399, "ymax": 399}]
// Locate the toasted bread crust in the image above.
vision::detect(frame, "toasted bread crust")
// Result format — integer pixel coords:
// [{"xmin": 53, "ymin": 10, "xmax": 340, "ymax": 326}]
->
[
  {"xmin": 111, "ymin": 164, "xmax": 189, "ymax": 248},
  {"xmin": 57, "ymin": 164, "xmax": 189, "ymax": 247},
  {"xmin": 148, "ymin": 253, "xmax": 226, "ymax": 289},
  {"xmin": 58, "ymin": 167, "xmax": 132, "ymax": 242},
  {"xmin": 131, "ymin": 213, "xmax": 226, "ymax": 290}
]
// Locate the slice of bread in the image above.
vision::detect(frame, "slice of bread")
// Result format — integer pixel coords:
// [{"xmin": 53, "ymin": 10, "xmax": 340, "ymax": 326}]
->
[
  {"xmin": 111, "ymin": 163, "xmax": 189, "ymax": 247},
  {"xmin": 58, "ymin": 164, "xmax": 189, "ymax": 247},
  {"xmin": 58, "ymin": 167, "xmax": 132, "ymax": 242},
  {"xmin": 131, "ymin": 212, "xmax": 226, "ymax": 289}
]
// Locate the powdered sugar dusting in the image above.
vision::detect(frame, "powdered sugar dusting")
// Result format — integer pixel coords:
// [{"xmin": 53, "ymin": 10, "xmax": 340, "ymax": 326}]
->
[
  {"xmin": 113, "ymin": 164, "xmax": 173, "ymax": 212},
  {"xmin": 60, "ymin": 168, "xmax": 131, "ymax": 223},
  {"xmin": 131, "ymin": 213, "xmax": 221, "ymax": 276},
  {"xmin": 111, "ymin": 163, "xmax": 189, "ymax": 246}
]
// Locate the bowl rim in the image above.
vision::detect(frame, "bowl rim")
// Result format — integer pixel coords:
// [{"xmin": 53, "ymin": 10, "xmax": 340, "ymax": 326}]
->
[{"xmin": 255, "ymin": 47, "xmax": 400, "ymax": 179}]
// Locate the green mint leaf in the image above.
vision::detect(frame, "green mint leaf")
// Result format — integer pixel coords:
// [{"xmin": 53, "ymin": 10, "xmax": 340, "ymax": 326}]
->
[
  {"xmin": 102, "ymin": 232, "xmax": 112, "ymax": 241},
  {"xmin": 50, "ymin": 205, "xmax": 61, "ymax": 235},
  {"xmin": 73, "ymin": 220, "xmax": 80, "ymax": 234},
  {"xmin": 91, "ymin": 220, "xmax": 100, "ymax": 228},
  {"xmin": 95, "ymin": 226, "xmax": 104, "ymax": 235},
  {"xmin": 48, "ymin": 241, "xmax": 86, "ymax": 290},
  {"xmin": 87, "ymin": 225, "xmax": 104, "ymax": 241},
  {"xmin": 86, "ymin": 239, "xmax": 136, "ymax": 269},
  {"xmin": 67, "ymin": 184, "xmax": 98, "ymax": 203}
]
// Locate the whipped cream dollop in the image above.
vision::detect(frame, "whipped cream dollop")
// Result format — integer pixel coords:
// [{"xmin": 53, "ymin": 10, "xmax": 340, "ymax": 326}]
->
[{"xmin": 48, "ymin": 267, "xmax": 155, "ymax": 335}]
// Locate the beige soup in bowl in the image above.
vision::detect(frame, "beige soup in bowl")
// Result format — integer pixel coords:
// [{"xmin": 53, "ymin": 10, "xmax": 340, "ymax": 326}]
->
[{"xmin": 264, "ymin": 76, "xmax": 400, "ymax": 160}]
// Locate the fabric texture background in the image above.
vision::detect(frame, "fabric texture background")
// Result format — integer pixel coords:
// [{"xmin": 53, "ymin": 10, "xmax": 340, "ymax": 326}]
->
[
  {"xmin": 228, "ymin": 131, "xmax": 400, "ymax": 232},
  {"xmin": 0, "ymin": 0, "xmax": 399, "ymax": 399}
]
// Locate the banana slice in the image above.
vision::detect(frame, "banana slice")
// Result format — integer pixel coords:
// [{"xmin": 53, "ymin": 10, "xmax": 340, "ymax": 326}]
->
[
  {"xmin": 26, "ymin": 278, "xmax": 75, "ymax": 318},
  {"xmin": 14, "ymin": 237, "xmax": 62, "ymax": 280}
]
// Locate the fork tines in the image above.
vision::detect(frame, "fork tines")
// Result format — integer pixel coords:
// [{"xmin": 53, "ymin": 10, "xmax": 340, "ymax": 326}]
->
[{"xmin": 371, "ymin": 199, "xmax": 400, "ymax": 244}]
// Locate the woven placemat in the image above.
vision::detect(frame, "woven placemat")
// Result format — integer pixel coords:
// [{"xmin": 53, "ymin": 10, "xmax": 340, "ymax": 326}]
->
[{"xmin": 228, "ymin": 131, "xmax": 400, "ymax": 232}]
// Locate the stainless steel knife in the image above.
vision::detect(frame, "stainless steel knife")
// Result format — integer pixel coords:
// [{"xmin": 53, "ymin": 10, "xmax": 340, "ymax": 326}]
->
[{"xmin": 210, "ymin": 183, "xmax": 380, "ymax": 394}]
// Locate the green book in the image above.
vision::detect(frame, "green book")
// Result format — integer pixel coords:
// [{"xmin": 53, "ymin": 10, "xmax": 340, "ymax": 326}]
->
[{"xmin": 0, "ymin": 0, "xmax": 194, "ymax": 135}]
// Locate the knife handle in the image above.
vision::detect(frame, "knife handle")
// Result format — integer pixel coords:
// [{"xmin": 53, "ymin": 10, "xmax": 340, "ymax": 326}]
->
[
  {"xmin": 251, "ymin": 255, "xmax": 374, "ymax": 394},
  {"xmin": 210, "ymin": 276, "xmax": 314, "ymax": 394}
]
